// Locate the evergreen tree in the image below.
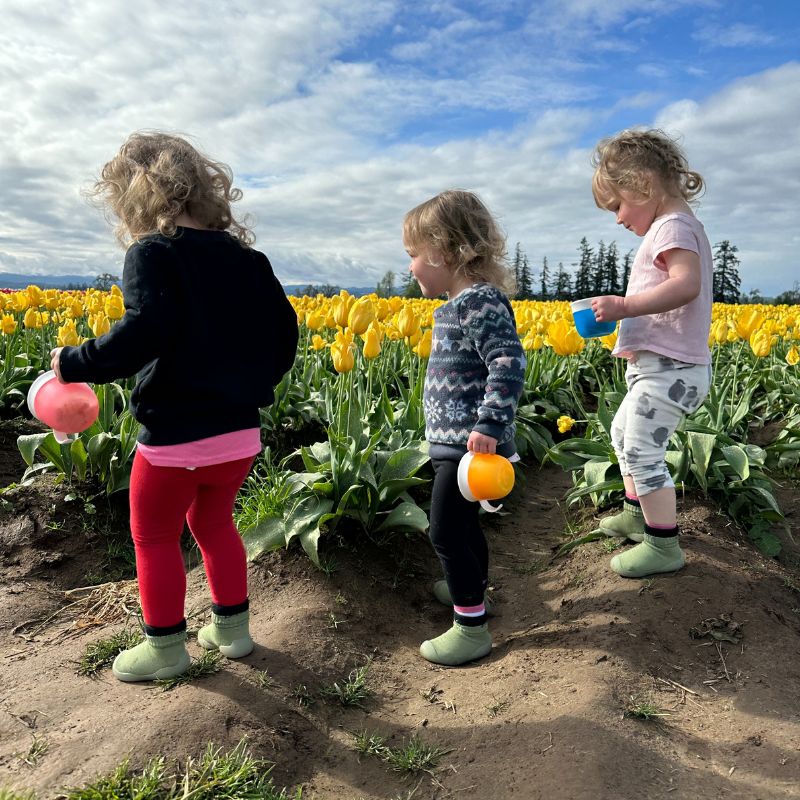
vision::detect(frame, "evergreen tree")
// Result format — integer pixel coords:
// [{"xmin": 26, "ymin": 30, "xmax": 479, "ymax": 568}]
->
[
  {"xmin": 712, "ymin": 240, "xmax": 741, "ymax": 303},
  {"xmin": 518, "ymin": 253, "xmax": 533, "ymax": 299},
  {"xmin": 401, "ymin": 270, "xmax": 422, "ymax": 298},
  {"xmin": 553, "ymin": 262, "xmax": 572, "ymax": 300},
  {"xmin": 512, "ymin": 242, "xmax": 523, "ymax": 296},
  {"xmin": 621, "ymin": 249, "xmax": 633, "ymax": 293},
  {"xmin": 539, "ymin": 256, "xmax": 550, "ymax": 300},
  {"xmin": 604, "ymin": 241, "xmax": 620, "ymax": 294},
  {"xmin": 573, "ymin": 237, "xmax": 593, "ymax": 299},
  {"xmin": 376, "ymin": 270, "xmax": 396, "ymax": 298},
  {"xmin": 592, "ymin": 241, "xmax": 606, "ymax": 295}
]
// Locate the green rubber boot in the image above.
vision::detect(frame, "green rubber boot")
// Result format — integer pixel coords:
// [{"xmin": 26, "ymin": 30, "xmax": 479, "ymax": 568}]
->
[
  {"xmin": 112, "ymin": 630, "xmax": 190, "ymax": 683},
  {"xmin": 432, "ymin": 581, "xmax": 493, "ymax": 615},
  {"xmin": 197, "ymin": 610, "xmax": 253, "ymax": 658},
  {"xmin": 598, "ymin": 502, "xmax": 645, "ymax": 542},
  {"xmin": 420, "ymin": 622, "xmax": 491, "ymax": 666},
  {"xmin": 610, "ymin": 534, "xmax": 685, "ymax": 578}
]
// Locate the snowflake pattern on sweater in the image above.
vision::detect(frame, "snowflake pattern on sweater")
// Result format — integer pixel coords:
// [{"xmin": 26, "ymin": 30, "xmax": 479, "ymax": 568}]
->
[{"xmin": 424, "ymin": 283, "xmax": 526, "ymax": 449}]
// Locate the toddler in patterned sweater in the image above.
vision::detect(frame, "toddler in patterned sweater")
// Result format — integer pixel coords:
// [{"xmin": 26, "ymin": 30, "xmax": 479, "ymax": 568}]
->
[{"xmin": 403, "ymin": 190, "xmax": 525, "ymax": 666}]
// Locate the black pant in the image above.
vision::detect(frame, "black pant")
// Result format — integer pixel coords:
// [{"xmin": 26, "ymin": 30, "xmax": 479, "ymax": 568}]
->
[{"xmin": 428, "ymin": 458, "xmax": 488, "ymax": 608}]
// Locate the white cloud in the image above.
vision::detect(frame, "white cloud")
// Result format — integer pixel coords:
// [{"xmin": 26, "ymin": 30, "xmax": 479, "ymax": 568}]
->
[
  {"xmin": 0, "ymin": 2, "xmax": 796, "ymax": 298},
  {"xmin": 693, "ymin": 23, "xmax": 775, "ymax": 48}
]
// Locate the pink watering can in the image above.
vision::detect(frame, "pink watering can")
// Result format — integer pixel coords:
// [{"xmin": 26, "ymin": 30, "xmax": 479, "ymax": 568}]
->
[{"xmin": 27, "ymin": 371, "xmax": 99, "ymax": 444}]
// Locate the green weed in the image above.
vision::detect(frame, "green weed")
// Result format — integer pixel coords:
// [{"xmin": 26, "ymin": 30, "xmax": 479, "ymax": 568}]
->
[
  {"xmin": 320, "ymin": 660, "xmax": 372, "ymax": 708},
  {"xmin": 59, "ymin": 739, "xmax": 300, "ymax": 799},
  {"xmin": 623, "ymin": 695, "xmax": 670, "ymax": 721},
  {"xmin": 154, "ymin": 651, "xmax": 222, "ymax": 692},
  {"xmin": 77, "ymin": 629, "xmax": 143, "ymax": 677}
]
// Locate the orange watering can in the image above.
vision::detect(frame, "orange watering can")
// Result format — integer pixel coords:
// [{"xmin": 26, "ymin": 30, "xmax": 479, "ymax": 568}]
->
[
  {"xmin": 457, "ymin": 452, "xmax": 519, "ymax": 512},
  {"xmin": 27, "ymin": 371, "xmax": 99, "ymax": 444}
]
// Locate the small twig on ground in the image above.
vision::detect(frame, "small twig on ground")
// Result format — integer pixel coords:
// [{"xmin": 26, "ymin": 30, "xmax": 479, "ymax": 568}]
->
[
  {"xmin": 540, "ymin": 731, "xmax": 553, "ymax": 754},
  {"xmin": 715, "ymin": 642, "xmax": 732, "ymax": 682}
]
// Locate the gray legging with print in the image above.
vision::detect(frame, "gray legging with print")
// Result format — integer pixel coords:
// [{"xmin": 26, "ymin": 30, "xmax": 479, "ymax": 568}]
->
[{"xmin": 611, "ymin": 351, "xmax": 711, "ymax": 496}]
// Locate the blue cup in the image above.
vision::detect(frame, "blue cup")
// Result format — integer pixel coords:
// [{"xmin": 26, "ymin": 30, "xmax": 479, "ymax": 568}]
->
[{"xmin": 571, "ymin": 298, "xmax": 617, "ymax": 338}]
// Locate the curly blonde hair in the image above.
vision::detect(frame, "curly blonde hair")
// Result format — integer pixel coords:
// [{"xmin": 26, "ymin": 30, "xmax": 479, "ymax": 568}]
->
[
  {"xmin": 88, "ymin": 131, "xmax": 254, "ymax": 247},
  {"xmin": 591, "ymin": 128, "xmax": 705, "ymax": 210},
  {"xmin": 403, "ymin": 189, "xmax": 514, "ymax": 294}
]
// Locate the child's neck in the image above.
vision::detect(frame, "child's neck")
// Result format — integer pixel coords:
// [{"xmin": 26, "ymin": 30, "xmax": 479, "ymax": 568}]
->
[
  {"xmin": 174, "ymin": 212, "xmax": 208, "ymax": 230},
  {"xmin": 447, "ymin": 273, "xmax": 476, "ymax": 298},
  {"xmin": 655, "ymin": 194, "xmax": 692, "ymax": 218}
]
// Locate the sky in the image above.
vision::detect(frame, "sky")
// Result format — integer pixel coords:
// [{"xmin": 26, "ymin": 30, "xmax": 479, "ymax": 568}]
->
[{"xmin": 0, "ymin": 0, "xmax": 798, "ymax": 296}]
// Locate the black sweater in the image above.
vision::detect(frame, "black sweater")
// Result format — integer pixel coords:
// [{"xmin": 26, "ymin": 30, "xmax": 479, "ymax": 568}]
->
[{"xmin": 59, "ymin": 228, "xmax": 299, "ymax": 446}]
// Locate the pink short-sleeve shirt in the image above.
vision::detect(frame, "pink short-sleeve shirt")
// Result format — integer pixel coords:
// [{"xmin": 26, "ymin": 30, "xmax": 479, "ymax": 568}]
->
[{"xmin": 613, "ymin": 213, "xmax": 713, "ymax": 365}]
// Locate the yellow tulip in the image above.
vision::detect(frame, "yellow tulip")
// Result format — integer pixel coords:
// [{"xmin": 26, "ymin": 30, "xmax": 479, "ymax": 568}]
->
[
  {"xmin": 26, "ymin": 285, "xmax": 44, "ymax": 307},
  {"xmin": 413, "ymin": 328, "xmax": 432, "ymax": 359},
  {"xmin": 600, "ymin": 330, "xmax": 618, "ymax": 351},
  {"xmin": 331, "ymin": 294, "xmax": 353, "ymax": 328},
  {"xmin": 557, "ymin": 415, "xmax": 575, "ymax": 434},
  {"xmin": 0, "ymin": 314, "xmax": 17, "ymax": 335},
  {"xmin": 786, "ymin": 345, "xmax": 799, "ymax": 366},
  {"xmin": 111, "ymin": 284, "xmax": 123, "ymax": 296},
  {"xmin": 66, "ymin": 297, "xmax": 85, "ymax": 318},
  {"xmin": 362, "ymin": 326, "xmax": 382, "ymax": 359},
  {"xmin": 546, "ymin": 318, "xmax": 584, "ymax": 356},
  {"xmin": 91, "ymin": 314, "xmax": 111, "ymax": 337},
  {"xmin": 57, "ymin": 320, "xmax": 79, "ymax": 347},
  {"xmin": 331, "ymin": 342, "xmax": 355, "ymax": 373},
  {"xmin": 23, "ymin": 308, "xmax": 43, "ymax": 329},
  {"xmin": 44, "ymin": 289, "xmax": 60, "ymax": 310},
  {"xmin": 310, "ymin": 334, "xmax": 327, "ymax": 351},
  {"xmin": 734, "ymin": 308, "xmax": 763, "ymax": 340},
  {"xmin": 749, "ymin": 329, "xmax": 771, "ymax": 358},
  {"xmin": 305, "ymin": 311, "xmax": 324, "ymax": 331},
  {"xmin": 347, "ymin": 297, "xmax": 376, "ymax": 336},
  {"xmin": 397, "ymin": 306, "xmax": 420, "ymax": 339},
  {"xmin": 10, "ymin": 292, "xmax": 29, "ymax": 312},
  {"xmin": 104, "ymin": 294, "xmax": 124, "ymax": 320}
]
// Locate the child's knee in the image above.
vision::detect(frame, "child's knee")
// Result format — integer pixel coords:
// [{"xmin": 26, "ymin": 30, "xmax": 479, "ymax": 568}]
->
[{"xmin": 627, "ymin": 462, "xmax": 674, "ymax": 496}]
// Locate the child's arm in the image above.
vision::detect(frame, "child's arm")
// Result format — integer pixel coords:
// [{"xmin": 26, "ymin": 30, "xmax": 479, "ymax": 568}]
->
[
  {"xmin": 460, "ymin": 290, "xmax": 526, "ymax": 449},
  {"xmin": 592, "ymin": 248, "xmax": 701, "ymax": 321},
  {"xmin": 56, "ymin": 241, "xmax": 173, "ymax": 384}
]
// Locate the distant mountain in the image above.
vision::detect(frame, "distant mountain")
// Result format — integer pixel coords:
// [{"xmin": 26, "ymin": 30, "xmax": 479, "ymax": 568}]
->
[{"xmin": 0, "ymin": 272, "xmax": 95, "ymax": 289}]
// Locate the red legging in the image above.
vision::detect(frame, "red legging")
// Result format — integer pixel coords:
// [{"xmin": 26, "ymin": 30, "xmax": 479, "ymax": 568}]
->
[{"xmin": 128, "ymin": 450, "xmax": 255, "ymax": 629}]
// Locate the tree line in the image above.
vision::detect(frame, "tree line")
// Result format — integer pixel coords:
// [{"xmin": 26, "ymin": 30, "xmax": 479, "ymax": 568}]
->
[{"xmin": 293, "ymin": 239, "xmax": 800, "ymax": 305}]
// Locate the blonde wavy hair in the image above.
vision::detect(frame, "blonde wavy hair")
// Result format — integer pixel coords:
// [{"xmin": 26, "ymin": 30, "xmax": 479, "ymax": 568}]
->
[
  {"xmin": 403, "ymin": 189, "xmax": 514, "ymax": 294},
  {"xmin": 592, "ymin": 128, "xmax": 705, "ymax": 210},
  {"xmin": 88, "ymin": 131, "xmax": 254, "ymax": 247}
]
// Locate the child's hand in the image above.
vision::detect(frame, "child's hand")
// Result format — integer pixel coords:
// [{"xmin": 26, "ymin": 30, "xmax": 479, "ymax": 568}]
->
[
  {"xmin": 591, "ymin": 295, "xmax": 627, "ymax": 322},
  {"xmin": 467, "ymin": 431, "xmax": 497, "ymax": 454},
  {"xmin": 50, "ymin": 347, "xmax": 65, "ymax": 383}
]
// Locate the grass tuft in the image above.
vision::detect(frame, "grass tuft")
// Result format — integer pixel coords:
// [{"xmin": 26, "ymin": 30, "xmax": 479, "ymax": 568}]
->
[
  {"xmin": 58, "ymin": 739, "xmax": 300, "ymax": 799},
  {"xmin": 623, "ymin": 695, "xmax": 670, "ymax": 721},
  {"xmin": 154, "ymin": 651, "xmax": 222, "ymax": 692},
  {"xmin": 350, "ymin": 730, "xmax": 451, "ymax": 775},
  {"xmin": 319, "ymin": 659, "xmax": 372, "ymax": 708},
  {"xmin": 77, "ymin": 629, "xmax": 143, "ymax": 676}
]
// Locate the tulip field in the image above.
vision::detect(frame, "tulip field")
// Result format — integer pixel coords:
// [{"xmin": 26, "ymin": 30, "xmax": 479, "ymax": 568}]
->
[{"xmin": 3, "ymin": 285, "xmax": 799, "ymax": 561}]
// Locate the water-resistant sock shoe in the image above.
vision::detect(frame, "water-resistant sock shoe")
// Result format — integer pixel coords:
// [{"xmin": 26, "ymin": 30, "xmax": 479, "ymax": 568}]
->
[
  {"xmin": 112, "ymin": 631, "xmax": 190, "ymax": 683},
  {"xmin": 197, "ymin": 610, "xmax": 254, "ymax": 658},
  {"xmin": 598, "ymin": 501, "xmax": 645, "ymax": 542},
  {"xmin": 432, "ymin": 580, "xmax": 493, "ymax": 615},
  {"xmin": 610, "ymin": 534, "xmax": 685, "ymax": 578},
  {"xmin": 419, "ymin": 622, "xmax": 491, "ymax": 666}
]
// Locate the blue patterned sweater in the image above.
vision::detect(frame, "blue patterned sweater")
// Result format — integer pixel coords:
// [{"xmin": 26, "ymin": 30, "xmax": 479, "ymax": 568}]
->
[{"xmin": 424, "ymin": 283, "xmax": 526, "ymax": 461}]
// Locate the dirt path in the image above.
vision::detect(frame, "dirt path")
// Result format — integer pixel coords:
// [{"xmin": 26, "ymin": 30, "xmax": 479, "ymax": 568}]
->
[{"xmin": 1, "ymin": 456, "xmax": 799, "ymax": 799}]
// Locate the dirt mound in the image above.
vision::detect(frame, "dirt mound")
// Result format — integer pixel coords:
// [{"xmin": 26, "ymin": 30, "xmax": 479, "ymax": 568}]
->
[{"xmin": 0, "ymin": 434, "xmax": 799, "ymax": 799}]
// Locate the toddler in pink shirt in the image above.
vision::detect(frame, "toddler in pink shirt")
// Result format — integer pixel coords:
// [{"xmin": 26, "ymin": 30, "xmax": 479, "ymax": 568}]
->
[{"xmin": 589, "ymin": 128, "xmax": 713, "ymax": 579}]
